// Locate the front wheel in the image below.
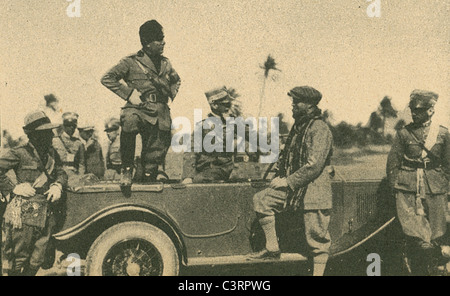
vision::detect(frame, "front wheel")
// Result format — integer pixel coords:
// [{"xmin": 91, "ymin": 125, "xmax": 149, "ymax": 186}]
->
[{"xmin": 86, "ymin": 222, "xmax": 179, "ymax": 276}]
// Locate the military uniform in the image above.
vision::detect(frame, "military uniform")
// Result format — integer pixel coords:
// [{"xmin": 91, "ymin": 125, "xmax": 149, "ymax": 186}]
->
[
  {"xmin": 250, "ymin": 86, "xmax": 334, "ymax": 276},
  {"xmin": 182, "ymin": 113, "xmax": 234, "ymax": 183},
  {"xmin": 0, "ymin": 111, "xmax": 67, "ymax": 276},
  {"xmin": 183, "ymin": 87, "xmax": 245, "ymax": 182},
  {"xmin": 387, "ymin": 89, "xmax": 450, "ymax": 275},
  {"xmin": 101, "ymin": 21, "xmax": 181, "ymax": 182},
  {"xmin": 104, "ymin": 119, "xmax": 122, "ymax": 181},
  {"xmin": 106, "ymin": 136, "xmax": 121, "ymax": 173},
  {"xmin": 78, "ymin": 126, "xmax": 105, "ymax": 179},
  {"xmin": 52, "ymin": 113, "xmax": 86, "ymax": 176}
]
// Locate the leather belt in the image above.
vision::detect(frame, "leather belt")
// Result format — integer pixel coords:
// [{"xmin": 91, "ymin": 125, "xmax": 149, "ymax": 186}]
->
[
  {"xmin": 402, "ymin": 158, "xmax": 439, "ymax": 169},
  {"xmin": 141, "ymin": 92, "xmax": 168, "ymax": 104}
]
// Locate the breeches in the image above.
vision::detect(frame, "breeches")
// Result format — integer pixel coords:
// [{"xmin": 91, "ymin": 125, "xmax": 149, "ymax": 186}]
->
[
  {"xmin": 253, "ymin": 187, "xmax": 331, "ymax": 258},
  {"xmin": 2, "ymin": 215, "xmax": 56, "ymax": 272},
  {"xmin": 120, "ymin": 109, "xmax": 171, "ymax": 171},
  {"xmin": 395, "ymin": 191, "xmax": 447, "ymax": 245}
]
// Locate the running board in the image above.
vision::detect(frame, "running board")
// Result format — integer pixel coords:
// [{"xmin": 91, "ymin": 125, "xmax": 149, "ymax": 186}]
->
[{"xmin": 187, "ymin": 253, "xmax": 308, "ymax": 266}]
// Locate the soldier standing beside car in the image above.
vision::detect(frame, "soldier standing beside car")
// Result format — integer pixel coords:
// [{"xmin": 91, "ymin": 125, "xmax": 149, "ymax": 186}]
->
[
  {"xmin": 387, "ymin": 90, "xmax": 450, "ymax": 275},
  {"xmin": 248, "ymin": 86, "xmax": 334, "ymax": 277},
  {"xmin": 52, "ymin": 112, "xmax": 86, "ymax": 177},
  {"xmin": 0, "ymin": 111, "xmax": 67, "ymax": 276},
  {"xmin": 104, "ymin": 118, "xmax": 122, "ymax": 181},
  {"xmin": 101, "ymin": 20, "xmax": 181, "ymax": 185},
  {"xmin": 78, "ymin": 125, "xmax": 105, "ymax": 179}
]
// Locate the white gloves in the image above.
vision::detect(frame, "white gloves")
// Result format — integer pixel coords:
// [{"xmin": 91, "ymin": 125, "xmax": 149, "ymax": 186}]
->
[
  {"xmin": 45, "ymin": 183, "xmax": 63, "ymax": 202},
  {"xmin": 13, "ymin": 182, "xmax": 62, "ymax": 203}
]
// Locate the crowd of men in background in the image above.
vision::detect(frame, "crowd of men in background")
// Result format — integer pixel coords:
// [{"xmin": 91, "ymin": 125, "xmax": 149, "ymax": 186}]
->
[
  {"xmin": 0, "ymin": 18, "xmax": 447, "ymax": 277},
  {"xmin": 40, "ymin": 93, "xmax": 124, "ymax": 186}
]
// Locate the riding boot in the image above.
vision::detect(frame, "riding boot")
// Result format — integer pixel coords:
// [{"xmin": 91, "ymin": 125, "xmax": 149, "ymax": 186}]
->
[
  {"xmin": 142, "ymin": 165, "xmax": 158, "ymax": 183},
  {"xmin": 120, "ymin": 167, "xmax": 133, "ymax": 187},
  {"xmin": 120, "ymin": 132, "xmax": 137, "ymax": 168}
]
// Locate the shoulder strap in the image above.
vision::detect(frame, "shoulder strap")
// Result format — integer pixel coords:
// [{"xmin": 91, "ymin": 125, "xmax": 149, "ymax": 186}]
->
[
  {"xmin": 405, "ymin": 126, "xmax": 439, "ymax": 160},
  {"xmin": 24, "ymin": 145, "xmax": 54, "ymax": 187},
  {"xmin": 134, "ymin": 58, "xmax": 156, "ymax": 81},
  {"xmin": 134, "ymin": 58, "xmax": 174, "ymax": 99},
  {"xmin": 58, "ymin": 135, "xmax": 73, "ymax": 154}
]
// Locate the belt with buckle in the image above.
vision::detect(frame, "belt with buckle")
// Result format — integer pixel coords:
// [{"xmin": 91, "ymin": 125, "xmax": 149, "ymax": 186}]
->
[
  {"xmin": 141, "ymin": 92, "xmax": 168, "ymax": 104},
  {"xmin": 402, "ymin": 158, "xmax": 439, "ymax": 169}
]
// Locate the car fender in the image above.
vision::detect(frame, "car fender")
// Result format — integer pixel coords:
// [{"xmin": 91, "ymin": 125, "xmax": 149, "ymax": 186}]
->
[{"xmin": 53, "ymin": 203, "xmax": 187, "ymax": 264}]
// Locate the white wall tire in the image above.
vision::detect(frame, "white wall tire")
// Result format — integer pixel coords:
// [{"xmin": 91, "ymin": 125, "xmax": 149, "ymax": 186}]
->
[{"xmin": 86, "ymin": 221, "xmax": 179, "ymax": 276}]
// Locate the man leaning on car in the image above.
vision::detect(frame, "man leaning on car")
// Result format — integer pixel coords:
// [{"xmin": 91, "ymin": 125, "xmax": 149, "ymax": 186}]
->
[
  {"xmin": 0, "ymin": 111, "xmax": 68, "ymax": 276},
  {"xmin": 248, "ymin": 86, "xmax": 334, "ymax": 276}
]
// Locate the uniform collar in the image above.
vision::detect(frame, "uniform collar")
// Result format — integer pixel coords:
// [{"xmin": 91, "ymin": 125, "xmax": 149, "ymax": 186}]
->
[
  {"xmin": 61, "ymin": 131, "xmax": 79, "ymax": 141},
  {"xmin": 207, "ymin": 112, "xmax": 227, "ymax": 123},
  {"xmin": 136, "ymin": 50, "xmax": 167, "ymax": 75},
  {"xmin": 26, "ymin": 142, "xmax": 54, "ymax": 172}
]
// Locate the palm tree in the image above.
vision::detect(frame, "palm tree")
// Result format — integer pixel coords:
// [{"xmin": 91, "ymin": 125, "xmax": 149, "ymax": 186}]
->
[
  {"xmin": 258, "ymin": 55, "xmax": 280, "ymax": 117},
  {"xmin": 379, "ymin": 96, "xmax": 398, "ymax": 138}
]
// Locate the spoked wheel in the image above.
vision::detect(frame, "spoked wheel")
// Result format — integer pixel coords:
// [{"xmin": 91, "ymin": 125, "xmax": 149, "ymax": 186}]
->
[
  {"xmin": 102, "ymin": 239, "xmax": 164, "ymax": 276},
  {"xmin": 86, "ymin": 222, "xmax": 179, "ymax": 276}
]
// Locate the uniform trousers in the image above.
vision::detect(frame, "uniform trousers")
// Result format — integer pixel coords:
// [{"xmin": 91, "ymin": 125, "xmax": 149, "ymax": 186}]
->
[
  {"xmin": 2, "ymin": 215, "xmax": 56, "ymax": 275},
  {"xmin": 253, "ymin": 187, "xmax": 331, "ymax": 262},
  {"xmin": 120, "ymin": 108, "xmax": 171, "ymax": 174}
]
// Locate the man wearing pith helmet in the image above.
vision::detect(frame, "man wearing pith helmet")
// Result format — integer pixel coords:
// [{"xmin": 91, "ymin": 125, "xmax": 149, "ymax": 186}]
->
[
  {"xmin": 0, "ymin": 111, "xmax": 67, "ymax": 276},
  {"xmin": 387, "ymin": 89, "xmax": 450, "ymax": 275},
  {"xmin": 248, "ymin": 86, "xmax": 334, "ymax": 277},
  {"xmin": 101, "ymin": 20, "xmax": 181, "ymax": 185}
]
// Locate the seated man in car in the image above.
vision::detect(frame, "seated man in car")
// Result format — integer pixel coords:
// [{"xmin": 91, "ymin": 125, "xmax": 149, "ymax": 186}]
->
[{"xmin": 182, "ymin": 87, "xmax": 236, "ymax": 183}]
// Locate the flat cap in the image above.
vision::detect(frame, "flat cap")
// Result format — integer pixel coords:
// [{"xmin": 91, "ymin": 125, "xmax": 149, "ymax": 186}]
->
[
  {"xmin": 288, "ymin": 86, "xmax": 322, "ymax": 105},
  {"xmin": 409, "ymin": 89, "xmax": 439, "ymax": 109},
  {"xmin": 205, "ymin": 86, "xmax": 231, "ymax": 105},
  {"xmin": 104, "ymin": 118, "xmax": 120, "ymax": 132},
  {"xmin": 23, "ymin": 110, "xmax": 59, "ymax": 134}
]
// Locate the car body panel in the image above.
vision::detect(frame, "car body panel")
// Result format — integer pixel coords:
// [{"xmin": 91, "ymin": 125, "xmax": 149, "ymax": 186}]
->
[{"xmin": 55, "ymin": 176, "xmax": 395, "ymax": 266}]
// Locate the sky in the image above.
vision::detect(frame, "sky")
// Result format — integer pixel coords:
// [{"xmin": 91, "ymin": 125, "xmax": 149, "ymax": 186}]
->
[{"xmin": 1, "ymin": 0, "xmax": 449, "ymax": 142}]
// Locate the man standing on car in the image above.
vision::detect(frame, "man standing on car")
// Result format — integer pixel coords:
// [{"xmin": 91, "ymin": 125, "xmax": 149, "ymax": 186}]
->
[
  {"xmin": 101, "ymin": 20, "xmax": 181, "ymax": 185},
  {"xmin": 0, "ymin": 111, "xmax": 67, "ymax": 276},
  {"xmin": 387, "ymin": 90, "xmax": 450, "ymax": 275},
  {"xmin": 248, "ymin": 86, "xmax": 334, "ymax": 277}
]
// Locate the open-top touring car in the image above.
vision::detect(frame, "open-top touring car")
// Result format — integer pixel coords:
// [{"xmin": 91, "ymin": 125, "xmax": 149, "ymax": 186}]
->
[{"xmin": 53, "ymin": 160, "xmax": 396, "ymax": 276}]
